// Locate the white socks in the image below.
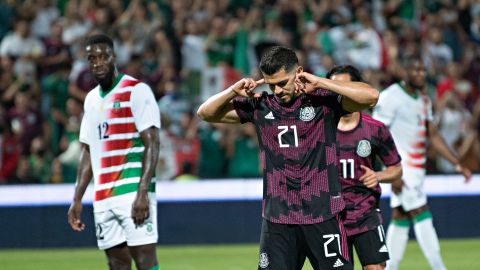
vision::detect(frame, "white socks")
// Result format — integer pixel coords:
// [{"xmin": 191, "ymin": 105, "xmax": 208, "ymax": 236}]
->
[
  {"xmin": 413, "ymin": 213, "xmax": 447, "ymax": 270},
  {"xmin": 385, "ymin": 220, "xmax": 410, "ymax": 270}
]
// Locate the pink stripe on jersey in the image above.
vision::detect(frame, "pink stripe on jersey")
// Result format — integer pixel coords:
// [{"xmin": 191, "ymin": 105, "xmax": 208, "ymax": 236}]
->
[
  {"xmin": 407, "ymin": 160, "xmax": 424, "ymax": 169},
  {"xmin": 107, "ymin": 123, "xmax": 137, "ymax": 135},
  {"xmin": 412, "ymin": 141, "xmax": 426, "ymax": 149},
  {"xmin": 408, "ymin": 152, "xmax": 425, "ymax": 159},
  {"xmin": 107, "ymin": 91, "xmax": 132, "ymax": 103},
  {"xmin": 362, "ymin": 115, "xmax": 383, "ymax": 127},
  {"xmin": 107, "ymin": 107, "xmax": 133, "ymax": 118},
  {"xmin": 120, "ymin": 79, "xmax": 140, "ymax": 88},
  {"xmin": 101, "ymin": 155, "xmax": 125, "ymax": 168},
  {"xmin": 102, "ymin": 139, "xmax": 133, "ymax": 152}
]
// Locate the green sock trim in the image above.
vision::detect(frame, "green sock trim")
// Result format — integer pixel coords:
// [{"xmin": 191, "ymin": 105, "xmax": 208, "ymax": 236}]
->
[
  {"xmin": 392, "ymin": 218, "xmax": 411, "ymax": 227},
  {"xmin": 413, "ymin": 211, "xmax": 432, "ymax": 223},
  {"xmin": 148, "ymin": 266, "xmax": 159, "ymax": 270}
]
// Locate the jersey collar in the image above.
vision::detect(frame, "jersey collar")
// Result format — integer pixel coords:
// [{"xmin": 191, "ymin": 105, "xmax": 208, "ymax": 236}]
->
[{"xmin": 100, "ymin": 73, "xmax": 124, "ymax": 98}]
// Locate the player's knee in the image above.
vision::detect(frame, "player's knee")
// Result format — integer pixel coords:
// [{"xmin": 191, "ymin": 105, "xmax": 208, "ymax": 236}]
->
[
  {"xmin": 107, "ymin": 256, "xmax": 131, "ymax": 270},
  {"xmin": 132, "ymin": 253, "xmax": 157, "ymax": 270},
  {"xmin": 363, "ymin": 263, "xmax": 385, "ymax": 270}
]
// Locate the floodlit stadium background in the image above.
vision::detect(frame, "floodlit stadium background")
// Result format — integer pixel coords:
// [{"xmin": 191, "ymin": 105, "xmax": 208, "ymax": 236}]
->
[{"xmin": 0, "ymin": 0, "xmax": 479, "ymax": 269}]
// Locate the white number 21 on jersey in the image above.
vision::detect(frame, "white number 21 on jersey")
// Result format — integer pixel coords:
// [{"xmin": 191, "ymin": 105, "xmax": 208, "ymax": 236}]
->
[{"xmin": 277, "ymin": 125, "xmax": 298, "ymax": 148}]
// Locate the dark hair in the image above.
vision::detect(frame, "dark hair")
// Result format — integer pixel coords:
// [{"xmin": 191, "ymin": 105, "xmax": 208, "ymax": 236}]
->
[
  {"xmin": 326, "ymin": 65, "xmax": 363, "ymax": 82},
  {"xmin": 402, "ymin": 54, "xmax": 423, "ymax": 69},
  {"xmin": 85, "ymin": 34, "xmax": 114, "ymax": 51},
  {"xmin": 259, "ymin": 46, "xmax": 298, "ymax": 75}
]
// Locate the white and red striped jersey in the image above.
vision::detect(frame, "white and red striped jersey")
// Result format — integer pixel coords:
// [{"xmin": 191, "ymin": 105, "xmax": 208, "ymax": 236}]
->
[
  {"xmin": 79, "ymin": 74, "xmax": 160, "ymax": 212},
  {"xmin": 372, "ymin": 82, "xmax": 433, "ymax": 176}
]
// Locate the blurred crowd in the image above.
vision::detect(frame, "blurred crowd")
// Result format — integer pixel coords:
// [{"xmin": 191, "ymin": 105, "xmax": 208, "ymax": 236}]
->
[{"xmin": 0, "ymin": 0, "xmax": 479, "ymax": 184}]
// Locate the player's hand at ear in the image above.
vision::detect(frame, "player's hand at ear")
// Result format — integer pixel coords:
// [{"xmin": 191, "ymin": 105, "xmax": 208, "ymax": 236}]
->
[
  {"xmin": 296, "ymin": 72, "xmax": 318, "ymax": 94},
  {"xmin": 68, "ymin": 201, "xmax": 85, "ymax": 231},
  {"xmin": 359, "ymin": 165, "xmax": 379, "ymax": 189},
  {"xmin": 231, "ymin": 78, "xmax": 264, "ymax": 98}
]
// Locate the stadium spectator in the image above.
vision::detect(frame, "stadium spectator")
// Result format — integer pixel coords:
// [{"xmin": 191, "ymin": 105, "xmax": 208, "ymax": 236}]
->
[
  {"xmin": 0, "ymin": 0, "xmax": 477, "ymax": 184},
  {"xmin": 373, "ymin": 56, "xmax": 472, "ymax": 270},
  {"xmin": 197, "ymin": 45, "xmax": 379, "ymax": 269}
]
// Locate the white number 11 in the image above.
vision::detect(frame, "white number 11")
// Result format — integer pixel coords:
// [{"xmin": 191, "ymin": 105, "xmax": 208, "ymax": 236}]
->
[{"xmin": 340, "ymin": 158, "xmax": 354, "ymax": 178}]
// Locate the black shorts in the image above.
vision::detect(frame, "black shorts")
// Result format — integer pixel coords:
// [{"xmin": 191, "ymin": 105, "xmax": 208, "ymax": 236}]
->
[
  {"xmin": 347, "ymin": 225, "xmax": 389, "ymax": 266},
  {"xmin": 258, "ymin": 217, "xmax": 352, "ymax": 270}
]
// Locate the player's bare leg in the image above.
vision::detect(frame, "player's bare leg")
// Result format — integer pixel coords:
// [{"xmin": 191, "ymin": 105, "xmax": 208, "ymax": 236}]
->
[
  {"xmin": 129, "ymin": 243, "xmax": 159, "ymax": 270},
  {"xmin": 105, "ymin": 242, "xmax": 132, "ymax": 270},
  {"xmin": 363, "ymin": 262, "xmax": 386, "ymax": 270},
  {"xmin": 385, "ymin": 207, "xmax": 410, "ymax": 270},
  {"xmin": 409, "ymin": 206, "xmax": 447, "ymax": 270}
]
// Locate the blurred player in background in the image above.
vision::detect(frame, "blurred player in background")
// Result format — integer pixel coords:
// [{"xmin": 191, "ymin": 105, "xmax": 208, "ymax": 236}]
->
[
  {"xmin": 67, "ymin": 34, "xmax": 161, "ymax": 270},
  {"xmin": 197, "ymin": 46, "xmax": 379, "ymax": 270},
  {"xmin": 373, "ymin": 57, "xmax": 472, "ymax": 270},
  {"xmin": 328, "ymin": 65, "xmax": 402, "ymax": 270}
]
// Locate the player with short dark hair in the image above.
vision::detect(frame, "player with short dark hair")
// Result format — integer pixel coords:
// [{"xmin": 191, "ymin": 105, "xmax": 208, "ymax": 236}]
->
[
  {"xmin": 328, "ymin": 65, "xmax": 402, "ymax": 270},
  {"xmin": 67, "ymin": 34, "xmax": 161, "ymax": 270},
  {"xmin": 373, "ymin": 57, "xmax": 471, "ymax": 270},
  {"xmin": 197, "ymin": 46, "xmax": 379, "ymax": 270}
]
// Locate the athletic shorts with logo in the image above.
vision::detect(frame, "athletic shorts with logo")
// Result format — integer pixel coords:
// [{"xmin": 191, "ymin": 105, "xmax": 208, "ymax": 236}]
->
[
  {"xmin": 94, "ymin": 201, "xmax": 158, "ymax": 250},
  {"xmin": 390, "ymin": 166, "xmax": 427, "ymax": 211},
  {"xmin": 258, "ymin": 217, "xmax": 352, "ymax": 270},
  {"xmin": 347, "ymin": 225, "xmax": 389, "ymax": 266}
]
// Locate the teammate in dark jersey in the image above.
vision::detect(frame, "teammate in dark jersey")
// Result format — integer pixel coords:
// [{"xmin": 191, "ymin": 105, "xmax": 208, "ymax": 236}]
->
[
  {"xmin": 197, "ymin": 46, "xmax": 379, "ymax": 270},
  {"xmin": 328, "ymin": 65, "xmax": 402, "ymax": 270}
]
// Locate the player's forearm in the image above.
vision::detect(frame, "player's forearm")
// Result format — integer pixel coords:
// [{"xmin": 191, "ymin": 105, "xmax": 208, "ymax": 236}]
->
[
  {"xmin": 138, "ymin": 127, "xmax": 160, "ymax": 193},
  {"xmin": 197, "ymin": 87, "xmax": 237, "ymax": 122},
  {"xmin": 377, "ymin": 164, "xmax": 402, "ymax": 184},
  {"xmin": 73, "ymin": 144, "xmax": 93, "ymax": 203},
  {"xmin": 315, "ymin": 77, "xmax": 379, "ymax": 110},
  {"xmin": 430, "ymin": 132, "xmax": 460, "ymax": 166}
]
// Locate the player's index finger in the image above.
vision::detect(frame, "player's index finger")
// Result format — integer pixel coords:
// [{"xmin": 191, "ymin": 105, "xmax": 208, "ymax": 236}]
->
[{"xmin": 256, "ymin": 79, "xmax": 265, "ymax": 85}]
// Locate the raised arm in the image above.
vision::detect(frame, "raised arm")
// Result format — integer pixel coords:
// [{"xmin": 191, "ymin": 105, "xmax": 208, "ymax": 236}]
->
[
  {"xmin": 67, "ymin": 143, "xmax": 93, "ymax": 231},
  {"xmin": 197, "ymin": 78, "xmax": 263, "ymax": 123},
  {"xmin": 297, "ymin": 72, "xmax": 379, "ymax": 112}
]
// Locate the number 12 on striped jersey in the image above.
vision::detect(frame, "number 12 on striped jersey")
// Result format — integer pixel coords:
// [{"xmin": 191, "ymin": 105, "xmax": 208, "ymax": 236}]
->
[
  {"xmin": 340, "ymin": 158, "xmax": 354, "ymax": 178},
  {"xmin": 97, "ymin": 122, "xmax": 109, "ymax": 140}
]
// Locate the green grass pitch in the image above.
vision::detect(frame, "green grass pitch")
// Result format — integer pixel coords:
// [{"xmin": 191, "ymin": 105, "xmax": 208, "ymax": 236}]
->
[{"xmin": 0, "ymin": 239, "xmax": 479, "ymax": 269}]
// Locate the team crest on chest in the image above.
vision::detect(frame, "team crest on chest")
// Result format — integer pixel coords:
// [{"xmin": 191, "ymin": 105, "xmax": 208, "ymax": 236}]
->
[
  {"xmin": 299, "ymin": 106, "xmax": 315, "ymax": 121},
  {"xmin": 113, "ymin": 100, "xmax": 121, "ymax": 111},
  {"xmin": 356, "ymin": 140, "xmax": 371, "ymax": 157}
]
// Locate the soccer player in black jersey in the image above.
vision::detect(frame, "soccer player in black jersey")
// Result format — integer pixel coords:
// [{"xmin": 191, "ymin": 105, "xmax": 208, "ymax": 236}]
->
[
  {"xmin": 328, "ymin": 65, "xmax": 402, "ymax": 270},
  {"xmin": 197, "ymin": 46, "xmax": 379, "ymax": 270}
]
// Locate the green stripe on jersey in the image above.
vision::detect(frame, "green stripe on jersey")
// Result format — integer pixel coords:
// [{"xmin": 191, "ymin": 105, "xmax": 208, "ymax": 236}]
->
[
  {"xmin": 126, "ymin": 152, "xmax": 143, "ymax": 163},
  {"xmin": 119, "ymin": 167, "xmax": 143, "ymax": 180},
  {"xmin": 133, "ymin": 137, "xmax": 144, "ymax": 147},
  {"xmin": 112, "ymin": 182, "xmax": 156, "ymax": 197}
]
